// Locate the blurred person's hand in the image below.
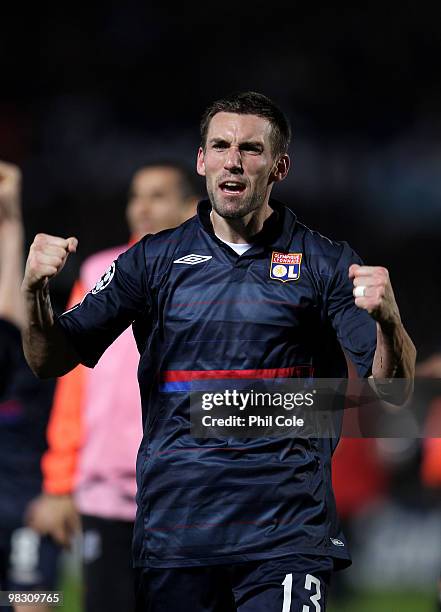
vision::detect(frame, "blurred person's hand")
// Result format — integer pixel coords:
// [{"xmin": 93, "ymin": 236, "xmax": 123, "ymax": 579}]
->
[
  {"xmin": 25, "ymin": 493, "xmax": 80, "ymax": 549},
  {"xmin": 22, "ymin": 234, "xmax": 78, "ymax": 293},
  {"xmin": 0, "ymin": 160, "xmax": 22, "ymax": 225},
  {"xmin": 416, "ymin": 353, "xmax": 441, "ymax": 378}
]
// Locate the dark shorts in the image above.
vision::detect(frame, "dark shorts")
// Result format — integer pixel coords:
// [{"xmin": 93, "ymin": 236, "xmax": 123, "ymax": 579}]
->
[
  {"xmin": 0, "ymin": 526, "xmax": 60, "ymax": 591},
  {"xmin": 135, "ymin": 553, "xmax": 333, "ymax": 612},
  {"xmin": 81, "ymin": 514, "xmax": 135, "ymax": 612}
]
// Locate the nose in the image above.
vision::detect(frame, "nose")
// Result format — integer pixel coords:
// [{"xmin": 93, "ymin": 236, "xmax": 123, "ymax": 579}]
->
[{"xmin": 224, "ymin": 146, "xmax": 243, "ymax": 174}]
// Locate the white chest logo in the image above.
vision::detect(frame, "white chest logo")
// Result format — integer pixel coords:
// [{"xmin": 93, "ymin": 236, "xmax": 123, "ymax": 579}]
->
[
  {"xmin": 330, "ymin": 538, "xmax": 345, "ymax": 547},
  {"xmin": 173, "ymin": 254, "xmax": 212, "ymax": 265}
]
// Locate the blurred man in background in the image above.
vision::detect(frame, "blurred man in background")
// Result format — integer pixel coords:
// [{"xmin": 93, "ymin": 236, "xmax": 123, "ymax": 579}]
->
[
  {"xmin": 26, "ymin": 162, "xmax": 201, "ymax": 612},
  {"xmin": 0, "ymin": 161, "xmax": 59, "ymax": 612}
]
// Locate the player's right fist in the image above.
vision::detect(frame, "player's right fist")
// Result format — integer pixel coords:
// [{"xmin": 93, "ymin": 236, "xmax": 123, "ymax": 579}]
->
[{"xmin": 22, "ymin": 233, "xmax": 78, "ymax": 292}]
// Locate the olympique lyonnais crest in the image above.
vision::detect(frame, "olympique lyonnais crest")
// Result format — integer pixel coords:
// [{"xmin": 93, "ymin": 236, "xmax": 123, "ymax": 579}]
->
[{"xmin": 270, "ymin": 252, "xmax": 302, "ymax": 282}]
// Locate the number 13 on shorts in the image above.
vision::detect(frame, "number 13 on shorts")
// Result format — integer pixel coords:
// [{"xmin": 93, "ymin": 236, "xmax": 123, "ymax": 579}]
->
[{"xmin": 282, "ymin": 573, "xmax": 322, "ymax": 611}]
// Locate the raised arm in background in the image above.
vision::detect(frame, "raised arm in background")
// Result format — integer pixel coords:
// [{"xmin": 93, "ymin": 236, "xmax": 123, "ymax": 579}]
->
[{"xmin": 0, "ymin": 160, "xmax": 25, "ymax": 327}]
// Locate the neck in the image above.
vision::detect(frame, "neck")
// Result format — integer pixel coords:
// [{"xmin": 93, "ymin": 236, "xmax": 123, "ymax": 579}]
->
[{"xmin": 210, "ymin": 202, "xmax": 273, "ymax": 244}]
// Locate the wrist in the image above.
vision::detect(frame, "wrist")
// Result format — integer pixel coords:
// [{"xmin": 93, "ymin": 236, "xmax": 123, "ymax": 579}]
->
[
  {"xmin": 21, "ymin": 277, "xmax": 49, "ymax": 297},
  {"xmin": 377, "ymin": 314, "xmax": 401, "ymax": 336}
]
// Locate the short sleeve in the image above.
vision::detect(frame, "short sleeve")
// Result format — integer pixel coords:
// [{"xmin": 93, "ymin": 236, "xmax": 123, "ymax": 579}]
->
[
  {"xmin": 58, "ymin": 238, "xmax": 151, "ymax": 368},
  {"xmin": 326, "ymin": 242, "xmax": 377, "ymax": 377}
]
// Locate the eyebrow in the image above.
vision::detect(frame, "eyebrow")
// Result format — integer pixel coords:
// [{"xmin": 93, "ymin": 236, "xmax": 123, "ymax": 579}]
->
[{"xmin": 208, "ymin": 138, "xmax": 264, "ymax": 150}]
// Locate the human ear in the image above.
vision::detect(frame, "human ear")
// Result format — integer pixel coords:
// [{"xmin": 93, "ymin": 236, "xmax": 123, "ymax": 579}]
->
[
  {"xmin": 270, "ymin": 154, "xmax": 290, "ymax": 183},
  {"xmin": 196, "ymin": 147, "xmax": 206, "ymax": 177}
]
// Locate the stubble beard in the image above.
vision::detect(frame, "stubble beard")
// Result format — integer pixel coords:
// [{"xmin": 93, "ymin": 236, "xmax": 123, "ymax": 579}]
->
[{"xmin": 207, "ymin": 183, "xmax": 266, "ymax": 220}]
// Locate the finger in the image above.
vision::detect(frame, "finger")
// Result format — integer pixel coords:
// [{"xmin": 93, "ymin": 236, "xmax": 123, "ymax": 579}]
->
[
  {"xmin": 36, "ymin": 245, "xmax": 68, "ymax": 259},
  {"xmin": 348, "ymin": 263, "xmax": 361, "ymax": 279},
  {"xmin": 35, "ymin": 253, "xmax": 66, "ymax": 268},
  {"xmin": 353, "ymin": 286, "xmax": 376, "ymax": 298},
  {"xmin": 30, "ymin": 264, "xmax": 59, "ymax": 279},
  {"xmin": 349, "ymin": 264, "xmax": 383, "ymax": 278},
  {"xmin": 67, "ymin": 237, "xmax": 78, "ymax": 253},
  {"xmin": 354, "ymin": 295, "xmax": 387, "ymax": 320},
  {"xmin": 33, "ymin": 233, "xmax": 75, "ymax": 250},
  {"xmin": 354, "ymin": 296, "xmax": 379, "ymax": 312},
  {"xmin": 27, "ymin": 513, "xmax": 48, "ymax": 535},
  {"xmin": 352, "ymin": 276, "xmax": 384, "ymax": 288}
]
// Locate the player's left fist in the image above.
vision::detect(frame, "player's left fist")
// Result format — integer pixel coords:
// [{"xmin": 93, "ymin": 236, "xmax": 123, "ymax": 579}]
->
[{"xmin": 349, "ymin": 264, "xmax": 401, "ymax": 327}]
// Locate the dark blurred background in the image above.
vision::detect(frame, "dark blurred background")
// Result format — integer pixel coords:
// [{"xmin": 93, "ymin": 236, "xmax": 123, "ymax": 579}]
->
[
  {"xmin": 1, "ymin": 4, "xmax": 441, "ymax": 609},
  {"xmin": 1, "ymin": 2, "xmax": 440, "ymax": 358}
]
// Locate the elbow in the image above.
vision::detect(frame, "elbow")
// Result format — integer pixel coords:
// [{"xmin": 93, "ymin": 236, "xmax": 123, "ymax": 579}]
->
[
  {"xmin": 28, "ymin": 361, "xmax": 57, "ymax": 380},
  {"xmin": 30, "ymin": 360, "xmax": 76, "ymax": 379},
  {"xmin": 21, "ymin": 345, "xmax": 50, "ymax": 379},
  {"xmin": 23, "ymin": 350, "xmax": 66, "ymax": 379},
  {"xmin": 383, "ymin": 385, "xmax": 414, "ymax": 408},
  {"xmin": 374, "ymin": 386, "xmax": 414, "ymax": 410},
  {"xmin": 22, "ymin": 333, "xmax": 79, "ymax": 379},
  {"xmin": 369, "ymin": 375, "xmax": 415, "ymax": 409}
]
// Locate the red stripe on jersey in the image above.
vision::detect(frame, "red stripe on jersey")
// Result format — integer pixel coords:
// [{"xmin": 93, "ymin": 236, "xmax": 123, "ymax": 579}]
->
[{"xmin": 161, "ymin": 366, "xmax": 313, "ymax": 382}]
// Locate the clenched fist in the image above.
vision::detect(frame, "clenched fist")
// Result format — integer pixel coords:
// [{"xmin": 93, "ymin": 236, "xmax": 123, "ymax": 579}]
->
[
  {"xmin": 349, "ymin": 264, "xmax": 401, "ymax": 328},
  {"xmin": 22, "ymin": 233, "xmax": 78, "ymax": 292}
]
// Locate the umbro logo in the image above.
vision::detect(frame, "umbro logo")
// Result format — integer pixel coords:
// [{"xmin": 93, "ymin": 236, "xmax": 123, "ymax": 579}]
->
[
  {"xmin": 330, "ymin": 538, "xmax": 345, "ymax": 547},
  {"xmin": 173, "ymin": 254, "xmax": 212, "ymax": 265}
]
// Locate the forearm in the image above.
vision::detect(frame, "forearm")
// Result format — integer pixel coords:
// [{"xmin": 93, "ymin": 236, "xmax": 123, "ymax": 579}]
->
[
  {"xmin": 0, "ymin": 220, "xmax": 25, "ymax": 327},
  {"xmin": 372, "ymin": 320, "xmax": 416, "ymax": 403},
  {"xmin": 21, "ymin": 283, "xmax": 80, "ymax": 378}
]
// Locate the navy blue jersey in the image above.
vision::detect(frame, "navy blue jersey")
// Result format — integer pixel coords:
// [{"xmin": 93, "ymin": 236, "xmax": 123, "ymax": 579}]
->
[
  {"xmin": 0, "ymin": 320, "xmax": 55, "ymax": 527},
  {"xmin": 58, "ymin": 200, "xmax": 376, "ymax": 568}
]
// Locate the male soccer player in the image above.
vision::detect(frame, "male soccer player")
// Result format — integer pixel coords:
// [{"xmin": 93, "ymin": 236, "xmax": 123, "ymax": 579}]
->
[
  {"xmin": 0, "ymin": 160, "xmax": 58, "ymax": 612},
  {"xmin": 21, "ymin": 92, "xmax": 416, "ymax": 611},
  {"xmin": 26, "ymin": 162, "xmax": 200, "ymax": 612}
]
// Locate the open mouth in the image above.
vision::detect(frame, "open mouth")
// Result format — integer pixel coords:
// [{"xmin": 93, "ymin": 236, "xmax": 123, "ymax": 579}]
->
[{"xmin": 219, "ymin": 181, "xmax": 246, "ymax": 195}]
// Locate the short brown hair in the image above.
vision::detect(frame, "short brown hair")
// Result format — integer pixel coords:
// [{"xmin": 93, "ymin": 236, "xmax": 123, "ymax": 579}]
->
[{"xmin": 200, "ymin": 91, "xmax": 291, "ymax": 158}]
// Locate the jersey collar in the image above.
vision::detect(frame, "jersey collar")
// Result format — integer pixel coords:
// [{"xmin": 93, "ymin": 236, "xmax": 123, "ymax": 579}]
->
[{"xmin": 197, "ymin": 199, "xmax": 297, "ymax": 253}]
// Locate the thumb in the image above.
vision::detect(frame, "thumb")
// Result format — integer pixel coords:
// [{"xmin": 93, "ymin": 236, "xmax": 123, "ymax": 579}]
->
[
  {"xmin": 66, "ymin": 237, "xmax": 78, "ymax": 254},
  {"xmin": 348, "ymin": 263, "xmax": 360, "ymax": 280}
]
